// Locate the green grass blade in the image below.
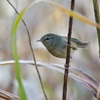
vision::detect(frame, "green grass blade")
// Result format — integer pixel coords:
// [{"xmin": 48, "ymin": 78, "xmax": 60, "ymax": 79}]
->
[
  {"xmin": 92, "ymin": 0, "xmax": 100, "ymax": 57},
  {"xmin": 12, "ymin": 9, "xmax": 28, "ymax": 100}
]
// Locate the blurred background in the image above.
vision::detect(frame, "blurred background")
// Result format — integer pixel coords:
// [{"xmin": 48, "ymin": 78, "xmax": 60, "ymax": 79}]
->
[{"xmin": 0, "ymin": 0, "xmax": 100, "ymax": 100}]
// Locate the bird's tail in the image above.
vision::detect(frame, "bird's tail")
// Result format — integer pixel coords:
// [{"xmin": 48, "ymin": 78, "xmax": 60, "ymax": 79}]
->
[{"xmin": 78, "ymin": 42, "xmax": 88, "ymax": 48}]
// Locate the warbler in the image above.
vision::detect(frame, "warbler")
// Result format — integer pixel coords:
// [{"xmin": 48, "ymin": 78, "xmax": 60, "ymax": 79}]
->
[{"xmin": 37, "ymin": 33, "xmax": 88, "ymax": 58}]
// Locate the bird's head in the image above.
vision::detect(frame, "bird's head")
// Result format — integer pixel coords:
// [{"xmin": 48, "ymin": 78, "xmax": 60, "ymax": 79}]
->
[{"xmin": 37, "ymin": 33, "xmax": 59, "ymax": 48}]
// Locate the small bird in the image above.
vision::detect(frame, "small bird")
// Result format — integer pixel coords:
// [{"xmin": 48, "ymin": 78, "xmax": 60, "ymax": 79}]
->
[{"xmin": 37, "ymin": 33, "xmax": 88, "ymax": 58}]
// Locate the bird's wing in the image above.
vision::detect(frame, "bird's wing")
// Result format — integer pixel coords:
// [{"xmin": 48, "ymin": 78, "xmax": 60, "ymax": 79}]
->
[
  {"xmin": 71, "ymin": 37, "xmax": 88, "ymax": 48},
  {"xmin": 61, "ymin": 36, "xmax": 77, "ymax": 50}
]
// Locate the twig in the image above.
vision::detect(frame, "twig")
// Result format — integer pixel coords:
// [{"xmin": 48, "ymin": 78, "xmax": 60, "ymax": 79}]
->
[
  {"xmin": 62, "ymin": 0, "xmax": 75, "ymax": 100},
  {"xmin": 7, "ymin": 0, "xmax": 48, "ymax": 100},
  {"xmin": 92, "ymin": 0, "xmax": 100, "ymax": 58}
]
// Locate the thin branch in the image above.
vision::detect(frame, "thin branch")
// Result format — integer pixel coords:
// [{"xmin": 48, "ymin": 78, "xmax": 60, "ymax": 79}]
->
[
  {"xmin": 92, "ymin": 0, "xmax": 100, "ymax": 57},
  {"xmin": 62, "ymin": 0, "xmax": 75, "ymax": 100},
  {"xmin": 7, "ymin": 0, "xmax": 48, "ymax": 100}
]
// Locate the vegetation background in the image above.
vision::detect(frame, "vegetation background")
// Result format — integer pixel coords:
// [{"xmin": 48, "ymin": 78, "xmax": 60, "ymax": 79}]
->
[{"xmin": 0, "ymin": 0, "xmax": 99, "ymax": 100}]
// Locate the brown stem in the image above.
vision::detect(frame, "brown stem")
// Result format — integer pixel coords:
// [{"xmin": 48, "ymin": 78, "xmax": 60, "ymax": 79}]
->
[{"xmin": 62, "ymin": 0, "xmax": 75, "ymax": 100}]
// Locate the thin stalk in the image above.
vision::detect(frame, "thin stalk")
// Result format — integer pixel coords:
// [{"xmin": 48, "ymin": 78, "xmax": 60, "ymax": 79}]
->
[
  {"xmin": 92, "ymin": 0, "xmax": 100, "ymax": 57},
  {"xmin": 62, "ymin": 0, "xmax": 75, "ymax": 100}
]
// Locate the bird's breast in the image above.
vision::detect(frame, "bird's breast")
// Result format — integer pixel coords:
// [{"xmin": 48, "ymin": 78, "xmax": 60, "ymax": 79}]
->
[{"xmin": 48, "ymin": 47, "xmax": 66, "ymax": 58}]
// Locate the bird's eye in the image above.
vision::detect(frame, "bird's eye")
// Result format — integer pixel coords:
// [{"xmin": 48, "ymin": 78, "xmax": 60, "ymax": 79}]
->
[
  {"xmin": 45, "ymin": 37, "xmax": 50, "ymax": 41},
  {"xmin": 43, "ymin": 36, "xmax": 52, "ymax": 41}
]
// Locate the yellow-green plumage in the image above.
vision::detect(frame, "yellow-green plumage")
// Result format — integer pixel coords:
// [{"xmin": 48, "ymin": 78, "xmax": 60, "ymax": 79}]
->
[{"xmin": 38, "ymin": 33, "xmax": 88, "ymax": 58}]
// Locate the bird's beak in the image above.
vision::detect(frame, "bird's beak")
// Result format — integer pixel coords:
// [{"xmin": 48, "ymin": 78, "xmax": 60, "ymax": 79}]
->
[{"xmin": 37, "ymin": 39, "xmax": 41, "ymax": 42}]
